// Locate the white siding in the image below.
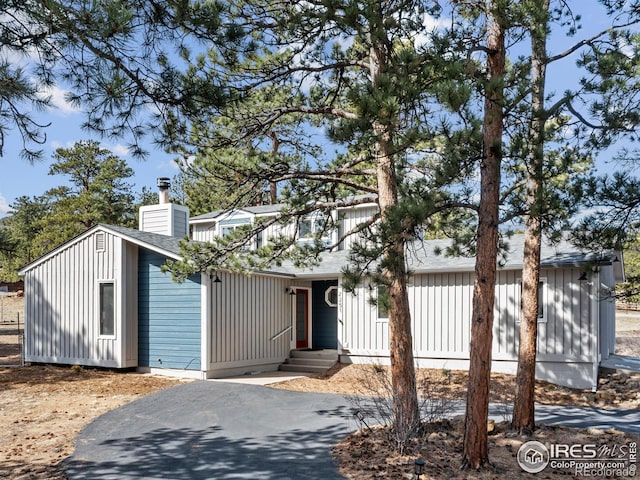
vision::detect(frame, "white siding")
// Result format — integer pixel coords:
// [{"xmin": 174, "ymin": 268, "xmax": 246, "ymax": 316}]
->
[
  {"xmin": 122, "ymin": 242, "xmax": 138, "ymax": 366},
  {"xmin": 24, "ymin": 230, "xmax": 126, "ymax": 367},
  {"xmin": 338, "ymin": 205, "xmax": 378, "ymax": 250},
  {"xmin": 599, "ymin": 267, "xmax": 616, "ymax": 360},
  {"xmin": 139, "ymin": 204, "xmax": 190, "ymax": 237},
  {"xmin": 206, "ymin": 272, "xmax": 294, "ymax": 376},
  {"xmin": 192, "ymin": 222, "xmax": 217, "ymax": 242},
  {"xmin": 191, "ymin": 215, "xmax": 287, "ymax": 248},
  {"xmin": 340, "ymin": 267, "xmax": 596, "ymax": 389}
]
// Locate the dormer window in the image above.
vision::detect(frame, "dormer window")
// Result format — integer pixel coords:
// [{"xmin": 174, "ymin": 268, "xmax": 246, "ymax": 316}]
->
[
  {"xmin": 218, "ymin": 217, "xmax": 253, "ymax": 249},
  {"xmin": 297, "ymin": 214, "xmax": 332, "ymax": 246},
  {"xmin": 221, "ymin": 222, "xmax": 249, "ymax": 237}
]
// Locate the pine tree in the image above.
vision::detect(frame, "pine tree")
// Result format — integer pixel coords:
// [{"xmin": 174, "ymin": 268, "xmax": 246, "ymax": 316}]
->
[
  {"xmin": 461, "ymin": 0, "xmax": 505, "ymax": 469},
  {"xmin": 33, "ymin": 140, "xmax": 135, "ymax": 252}
]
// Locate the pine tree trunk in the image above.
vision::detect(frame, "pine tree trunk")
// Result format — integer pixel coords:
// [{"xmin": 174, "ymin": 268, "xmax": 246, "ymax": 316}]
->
[
  {"xmin": 513, "ymin": 216, "xmax": 542, "ymax": 431},
  {"xmin": 512, "ymin": 0, "xmax": 549, "ymax": 432},
  {"xmin": 369, "ymin": 22, "xmax": 419, "ymax": 438},
  {"xmin": 377, "ymin": 149, "xmax": 420, "ymax": 435},
  {"xmin": 462, "ymin": 1, "xmax": 504, "ymax": 469}
]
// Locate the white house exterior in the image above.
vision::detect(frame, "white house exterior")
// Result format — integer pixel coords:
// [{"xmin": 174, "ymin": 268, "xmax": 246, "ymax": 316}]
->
[{"xmin": 18, "ymin": 192, "xmax": 625, "ymax": 389}]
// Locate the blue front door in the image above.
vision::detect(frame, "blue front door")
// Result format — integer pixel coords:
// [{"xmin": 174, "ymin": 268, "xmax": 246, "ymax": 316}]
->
[{"xmin": 312, "ymin": 280, "xmax": 338, "ymax": 349}]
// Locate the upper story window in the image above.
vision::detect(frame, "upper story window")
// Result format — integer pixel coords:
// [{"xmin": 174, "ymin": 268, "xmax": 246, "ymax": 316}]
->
[
  {"xmin": 297, "ymin": 214, "xmax": 332, "ymax": 246},
  {"xmin": 218, "ymin": 218, "xmax": 253, "ymax": 249},
  {"xmin": 221, "ymin": 222, "xmax": 249, "ymax": 237}
]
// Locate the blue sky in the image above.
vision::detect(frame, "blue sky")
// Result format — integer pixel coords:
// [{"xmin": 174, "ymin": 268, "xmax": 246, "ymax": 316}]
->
[
  {"xmin": 0, "ymin": 1, "xmax": 637, "ymax": 218},
  {"xmin": 0, "ymin": 89, "xmax": 180, "ymax": 216}
]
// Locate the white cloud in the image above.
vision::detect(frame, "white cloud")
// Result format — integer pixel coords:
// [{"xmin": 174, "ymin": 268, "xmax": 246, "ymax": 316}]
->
[
  {"xmin": 110, "ymin": 144, "xmax": 130, "ymax": 156},
  {"xmin": 156, "ymin": 159, "xmax": 181, "ymax": 171},
  {"xmin": 423, "ymin": 13, "xmax": 448, "ymax": 32},
  {"xmin": 38, "ymin": 83, "xmax": 80, "ymax": 115},
  {"xmin": 0, "ymin": 193, "xmax": 11, "ymax": 214},
  {"xmin": 50, "ymin": 139, "xmax": 77, "ymax": 150},
  {"xmin": 414, "ymin": 13, "xmax": 449, "ymax": 48}
]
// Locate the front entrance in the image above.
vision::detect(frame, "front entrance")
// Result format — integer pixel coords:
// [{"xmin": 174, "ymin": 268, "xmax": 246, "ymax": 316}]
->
[{"xmin": 295, "ymin": 289, "xmax": 309, "ymax": 348}]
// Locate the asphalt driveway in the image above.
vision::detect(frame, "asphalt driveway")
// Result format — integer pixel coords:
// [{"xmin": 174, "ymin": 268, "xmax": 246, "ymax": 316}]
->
[
  {"xmin": 65, "ymin": 381, "xmax": 355, "ymax": 480},
  {"xmin": 64, "ymin": 380, "xmax": 640, "ymax": 480}
]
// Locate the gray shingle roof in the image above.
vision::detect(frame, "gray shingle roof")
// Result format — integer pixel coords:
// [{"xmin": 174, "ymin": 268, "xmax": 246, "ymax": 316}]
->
[
  {"xmin": 19, "ymin": 220, "xmax": 609, "ymax": 280},
  {"xmin": 102, "ymin": 224, "xmax": 185, "ymax": 257},
  {"xmin": 287, "ymin": 234, "xmax": 604, "ymax": 278}
]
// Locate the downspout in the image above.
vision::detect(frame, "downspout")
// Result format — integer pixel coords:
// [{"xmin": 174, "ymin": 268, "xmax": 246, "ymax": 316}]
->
[
  {"xmin": 591, "ymin": 269, "xmax": 600, "ymax": 392},
  {"xmin": 200, "ymin": 272, "xmax": 211, "ymax": 379}
]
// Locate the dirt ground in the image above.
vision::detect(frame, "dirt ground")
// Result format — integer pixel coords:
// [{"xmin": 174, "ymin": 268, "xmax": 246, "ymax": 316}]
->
[{"xmin": 1, "ymin": 294, "xmax": 639, "ymax": 479}]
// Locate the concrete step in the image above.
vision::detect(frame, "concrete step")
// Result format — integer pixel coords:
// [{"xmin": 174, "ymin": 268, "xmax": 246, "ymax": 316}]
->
[
  {"xmin": 283, "ymin": 357, "xmax": 336, "ymax": 368},
  {"xmin": 278, "ymin": 349, "xmax": 338, "ymax": 374},
  {"xmin": 290, "ymin": 349, "xmax": 339, "ymax": 361}
]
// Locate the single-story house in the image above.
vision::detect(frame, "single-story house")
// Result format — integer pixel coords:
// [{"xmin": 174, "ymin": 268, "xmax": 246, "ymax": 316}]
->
[{"xmin": 18, "ymin": 186, "xmax": 625, "ymax": 390}]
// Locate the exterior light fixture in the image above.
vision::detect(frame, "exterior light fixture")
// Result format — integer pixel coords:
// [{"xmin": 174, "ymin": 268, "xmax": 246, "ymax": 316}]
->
[
  {"xmin": 414, "ymin": 457, "xmax": 425, "ymax": 478},
  {"xmin": 210, "ymin": 273, "xmax": 222, "ymax": 284},
  {"xmin": 578, "ymin": 272, "xmax": 588, "ymax": 282},
  {"xmin": 286, "ymin": 287, "xmax": 296, "ymax": 295},
  {"xmin": 613, "ymin": 256, "xmax": 620, "ymax": 263}
]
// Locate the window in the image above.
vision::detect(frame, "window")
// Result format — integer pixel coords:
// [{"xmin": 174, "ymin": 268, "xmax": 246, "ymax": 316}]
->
[
  {"xmin": 518, "ymin": 278, "xmax": 547, "ymax": 323},
  {"xmin": 221, "ymin": 223, "xmax": 249, "ymax": 237},
  {"xmin": 219, "ymin": 219, "xmax": 252, "ymax": 249},
  {"xmin": 99, "ymin": 282, "xmax": 115, "ymax": 336},
  {"xmin": 377, "ymin": 286, "xmax": 389, "ymax": 320},
  {"xmin": 325, "ymin": 286, "xmax": 339, "ymax": 307},
  {"xmin": 297, "ymin": 214, "xmax": 332, "ymax": 246}
]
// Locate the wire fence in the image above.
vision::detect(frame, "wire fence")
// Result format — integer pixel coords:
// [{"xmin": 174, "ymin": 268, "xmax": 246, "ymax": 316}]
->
[
  {"xmin": 617, "ymin": 301, "xmax": 640, "ymax": 311},
  {"xmin": 0, "ymin": 291, "xmax": 24, "ymax": 367}
]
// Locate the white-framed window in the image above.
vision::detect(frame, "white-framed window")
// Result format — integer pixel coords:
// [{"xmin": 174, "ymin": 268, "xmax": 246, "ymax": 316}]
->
[
  {"xmin": 517, "ymin": 277, "xmax": 547, "ymax": 323},
  {"xmin": 218, "ymin": 218, "xmax": 252, "ymax": 249},
  {"xmin": 377, "ymin": 286, "xmax": 389, "ymax": 320},
  {"xmin": 98, "ymin": 281, "xmax": 115, "ymax": 337},
  {"xmin": 221, "ymin": 222, "xmax": 250, "ymax": 237},
  {"xmin": 297, "ymin": 214, "xmax": 332, "ymax": 246},
  {"xmin": 325, "ymin": 286, "xmax": 339, "ymax": 307}
]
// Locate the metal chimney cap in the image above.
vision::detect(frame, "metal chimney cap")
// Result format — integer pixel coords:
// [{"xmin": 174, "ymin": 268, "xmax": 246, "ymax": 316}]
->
[{"xmin": 157, "ymin": 177, "xmax": 171, "ymax": 189}]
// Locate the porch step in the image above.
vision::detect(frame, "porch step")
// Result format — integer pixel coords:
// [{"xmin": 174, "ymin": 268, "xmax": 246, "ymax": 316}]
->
[
  {"xmin": 290, "ymin": 349, "xmax": 339, "ymax": 361},
  {"xmin": 279, "ymin": 349, "xmax": 338, "ymax": 374}
]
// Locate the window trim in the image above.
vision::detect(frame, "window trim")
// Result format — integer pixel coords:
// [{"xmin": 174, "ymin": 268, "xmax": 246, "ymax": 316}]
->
[
  {"xmin": 218, "ymin": 217, "xmax": 253, "ymax": 249},
  {"xmin": 97, "ymin": 280, "xmax": 116, "ymax": 338},
  {"xmin": 376, "ymin": 286, "xmax": 389, "ymax": 321},
  {"xmin": 516, "ymin": 277, "xmax": 547, "ymax": 324},
  {"xmin": 296, "ymin": 213, "xmax": 333, "ymax": 246},
  {"xmin": 325, "ymin": 286, "xmax": 339, "ymax": 307}
]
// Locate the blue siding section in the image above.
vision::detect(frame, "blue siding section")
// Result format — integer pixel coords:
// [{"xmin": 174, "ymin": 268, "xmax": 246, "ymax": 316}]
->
[
  {"xmin": 312, "ymin": 280, "xmax": 338, "ymax": 349},
  {"xmin": 138, "ymin": 249, "xmax": 201, "ymax": 370}
]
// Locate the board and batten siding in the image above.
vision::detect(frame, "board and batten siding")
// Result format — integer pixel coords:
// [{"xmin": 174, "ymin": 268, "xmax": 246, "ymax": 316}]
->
[
  {"xmin": 337, "ymin": 205, "xmax": 378, "ymax": 251},
  {"xmin": 207, "ymin": 271, "xmax": 294, "ymax": 376},
  {"xmin": 139, "ymin": 204, "xmax": 189, "ymax": 237},
  {"xmin": 340, "ymin": 267, "xmax": 595, "ymax": 388},
  {"xmin": 191, "ymin": 223, "xmax": 216, "ymax": 242},
  {"xmin": 23, "ymin": 230, "xmax": 127, "ymax": 367},
  {"xmin": 138, "ymin": 249, "xmax": 201, "ymax": 370}
]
